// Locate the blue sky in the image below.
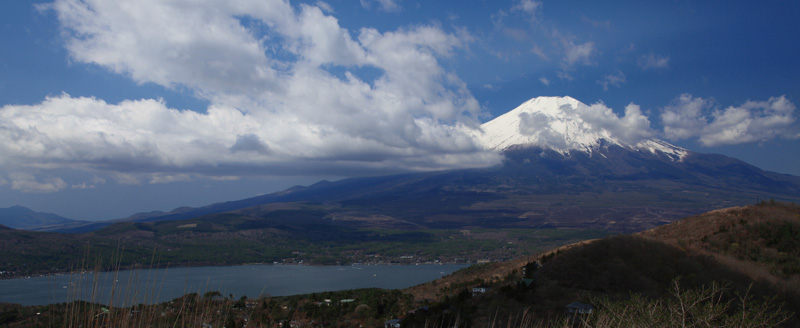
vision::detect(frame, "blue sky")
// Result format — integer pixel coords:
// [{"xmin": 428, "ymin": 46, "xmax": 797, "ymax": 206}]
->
[{"xmin": 1, "ymin": 0, "xmax": 799, "ymax": 220}]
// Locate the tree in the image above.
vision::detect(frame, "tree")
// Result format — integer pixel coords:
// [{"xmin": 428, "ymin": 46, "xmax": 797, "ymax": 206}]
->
[{"xmin": 587, "ymin": 279, "xmax": 792, "ymax": 328}]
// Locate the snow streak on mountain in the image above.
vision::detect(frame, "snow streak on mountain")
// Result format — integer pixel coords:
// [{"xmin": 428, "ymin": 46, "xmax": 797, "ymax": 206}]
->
[{"xmin": 474, "ymin": 96, "xmax": 688, "ymax": 161}]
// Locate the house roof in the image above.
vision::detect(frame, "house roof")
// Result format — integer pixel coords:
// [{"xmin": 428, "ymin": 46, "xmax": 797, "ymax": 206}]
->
[{"xmin": 566, "ymin": 302, "xmax": 594, "ymax": 309}]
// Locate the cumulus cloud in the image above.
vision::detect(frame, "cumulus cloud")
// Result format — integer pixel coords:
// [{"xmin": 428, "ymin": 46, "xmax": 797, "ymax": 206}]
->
[
  {"xmin": 515, "ymin": 99, "xmax": 655, "ymax": 151},
  {"xmin": 230, "ymin": 134, "xmax": 271, "ymax": 154},
  {"xmin": 661, "ymin": 94, "xmax": 708, "ymax": 140},
  {"xmin": 0, "ymin": 0, "xmax": 498, "ymax": 192},
  {"xmin": 581, "ymin": 102, "xmax": 654, "ymax": 145},
  {"xmin": 661, "ymin": 94, "xmax": 800, "ymax": 146},
  {"xmin": 639, "ymin": 53, "xmax": 669, "ymax": 70}
]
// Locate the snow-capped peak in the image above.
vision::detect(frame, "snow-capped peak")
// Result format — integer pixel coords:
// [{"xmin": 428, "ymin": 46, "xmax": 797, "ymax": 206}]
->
[{"xmin": 474, "ymin": 96, "xmax": 688, "ymax": 160}]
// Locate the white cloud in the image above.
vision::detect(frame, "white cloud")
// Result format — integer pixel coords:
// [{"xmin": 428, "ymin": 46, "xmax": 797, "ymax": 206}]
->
[
  {"xmin": 661, "ymin": 94, "xmax": 708, "ymax": 140},
  {"xmin": 550, "ymin": 27, "xmax": 595, "ymax": 69},
  {"xmin": 512, "ymin": 0, "xmax": 542, "ymax": 20},
  {"xmin": 517, "ymin": 100, "xmax": 655, "ymax": 150},
  {"xmin": 149, "ymin": 174, "xmax": 193, "ymax": 184},
  {"xmin": 618, "ymin": 103, "xmax": 656, "ymax": 144},
  {"xmin": 702, "ymin": 96, "xmax": 799, "ymax": 146},
  {"xmin": 0, "ymin": 0, "xmax": 500, "ymax": 192},
  {"xmin": 315, "ymin": 1, "xmax": 334, "ymax": 14},
  {"xmin": 490, "ymin": 10, "xmax": 508, "ymax": 29},
  {"xmin": 71, "ymin": 175, "xmax": 106, "ymax": 190},
  {"xmin": 530, "ymin": 45, "xmax": 548, "ymax": 61},
  {"xmin": 661, "ymin": 94, "xmax": 800, "ymax": 146},
  {"xmin": 71, "ymin": 182, "xmax": 95, "ymax": 190},
  {"xmin": 597, "ymin": 71, "xmax": 626, "ymax": 91},
  {"xmin": 556, "ymin": 71, "xmax": 573, "ymax": 81},
  {"xmin": 639, "ymin": 53, "xmax": 669, "ymax": 70},
  {"xmin": 581, "ymin": 15, "xmax": 611, "ymax": 29},
  {"xmin": 581, "ymin": 102, "xmax": 655, "ymax": 145},
  {"xmin": 563, "ymin": 41, "xmax": 595, "ymax": 67},
  {"xmin": 539, "ymin": 76, "xmax": 550, "ymax": 86},
  {"xmin": 360, "ymin": 0, "xmax": 401, "ymax": 12},
  {"xmin": 10, "ymin": 173, "xmax": 67, "ymax": 193}
]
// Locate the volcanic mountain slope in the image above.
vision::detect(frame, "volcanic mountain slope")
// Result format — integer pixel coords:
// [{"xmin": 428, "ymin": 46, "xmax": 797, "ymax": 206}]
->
[
  {"xmin": 122, "ymin": 97, "xmax": 798, "ymax": 229},
  {"xmin": 34, "ymin": 96, "xmax": 800, "ymax": 234}
]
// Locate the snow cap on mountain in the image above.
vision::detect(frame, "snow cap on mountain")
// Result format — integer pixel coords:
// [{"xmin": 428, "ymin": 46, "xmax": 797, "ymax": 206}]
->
[{"xmin": 475, "ymin": 96, "xmax": 688, "ymax": 159}]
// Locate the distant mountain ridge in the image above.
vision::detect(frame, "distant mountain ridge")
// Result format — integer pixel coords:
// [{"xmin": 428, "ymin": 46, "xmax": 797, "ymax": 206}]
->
[{"xmin": 0, "ymin": 206, "xmax": 76, "ymax": 230}]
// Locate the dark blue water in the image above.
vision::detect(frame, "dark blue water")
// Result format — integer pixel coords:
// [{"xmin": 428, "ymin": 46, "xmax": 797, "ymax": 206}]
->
[{"xmin": 0, "ymin": 264, "xmax": 467, "ymax": 306}]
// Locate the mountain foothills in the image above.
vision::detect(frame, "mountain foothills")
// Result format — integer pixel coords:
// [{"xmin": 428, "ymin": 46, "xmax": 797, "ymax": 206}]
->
[{"xmin": 0, "ymin": 201, "xmax": 610, "ymax": 277}]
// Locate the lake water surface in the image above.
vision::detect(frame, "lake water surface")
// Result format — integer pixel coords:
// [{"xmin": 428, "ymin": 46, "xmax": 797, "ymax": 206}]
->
[{"xmin": 0, "ymin": 264, "xmax": 468, "ymax": 306}]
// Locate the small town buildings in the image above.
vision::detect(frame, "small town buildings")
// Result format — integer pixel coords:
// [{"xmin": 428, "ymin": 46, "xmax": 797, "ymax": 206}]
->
[
  {"xmin": 565, "ymin": 302, "xmax": 594, "ymax": 315},
  {"xmin": 472, "ymin": 286, "xmax": 490, "ymax": 296}
]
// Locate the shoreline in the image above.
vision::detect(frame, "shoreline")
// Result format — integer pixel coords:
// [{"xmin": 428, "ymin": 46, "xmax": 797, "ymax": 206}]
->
[{"xmin": 0, "ymin": 262, "xmax": 471, "ymax": 306}]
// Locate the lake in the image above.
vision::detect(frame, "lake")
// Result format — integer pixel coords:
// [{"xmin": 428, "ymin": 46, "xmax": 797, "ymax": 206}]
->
[{"xmin": 0, "ymin": 264, "xmax": 468, "ymax": 306}]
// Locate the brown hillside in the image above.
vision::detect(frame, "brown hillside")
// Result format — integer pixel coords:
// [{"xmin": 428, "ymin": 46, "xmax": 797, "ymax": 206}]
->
[
  {"xmin": 403, "ymin": 238, "xmax": 599, "ymax": 302},
  {"xmin": 639, "ymin": 202, "xmax": 800, "ymax": 286},
  {"xmin": 401, "ymin": 202, "xmax": 800, "ymax": 327}
]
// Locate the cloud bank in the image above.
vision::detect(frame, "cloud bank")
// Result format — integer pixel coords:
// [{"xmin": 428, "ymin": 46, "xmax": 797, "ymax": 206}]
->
[
  {"xmin": 0, "ymin": 0, "xmax": 498, "ymax": 192},
  {"xmin": 662, "ymin": 94, "xmax": 800, "ymax": 146},
  {"xmin": 1, "ymin": 1, "xmax": 797, "ymax": 193}
]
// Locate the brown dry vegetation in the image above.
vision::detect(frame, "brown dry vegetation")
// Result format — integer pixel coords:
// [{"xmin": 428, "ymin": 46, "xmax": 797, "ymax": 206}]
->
[
  {"xmin": 398, "ymin": 202, "xmax": 799, "ymax": 327},
  {"xmin": 640, "ymin": 201, "xmax": 800, "ymax": 298}
]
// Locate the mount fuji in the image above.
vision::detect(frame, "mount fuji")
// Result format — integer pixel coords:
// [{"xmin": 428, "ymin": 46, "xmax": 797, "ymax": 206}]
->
[
  {"xmin": 32, "ymin": 97, "xmax": 800, "ymax": 233},
  {"xmin": 474, "ymin": 96, "xmax": 687, "ymax": 160}
]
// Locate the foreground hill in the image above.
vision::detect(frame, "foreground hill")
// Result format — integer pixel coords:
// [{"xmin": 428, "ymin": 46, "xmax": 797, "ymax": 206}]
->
[
  {"xmin": 639, "ymin": 200, "xmax": 800, "ymax": 292},
  {"xmin": 402, "ymin": 202, "xmax": 800, "ymax": 327}
]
